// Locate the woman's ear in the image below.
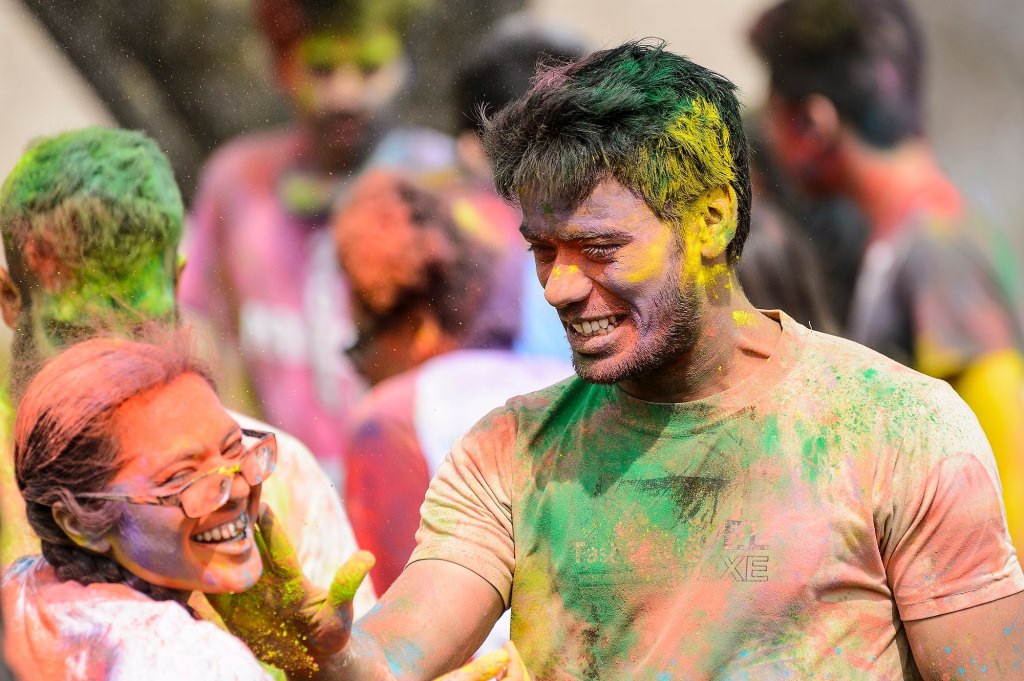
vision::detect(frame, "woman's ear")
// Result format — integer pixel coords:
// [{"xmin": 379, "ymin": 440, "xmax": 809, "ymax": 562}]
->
[
  {"xmin": 801, "ymin": 94, "xmax": 842, "ymax": 151},
  {"xmin": 52, "ymin": 503, "xmax": 112, "ymax": 554}
]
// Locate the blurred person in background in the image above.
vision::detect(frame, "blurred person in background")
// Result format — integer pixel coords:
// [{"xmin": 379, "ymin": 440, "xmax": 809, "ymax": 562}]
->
[
  {"xmin": 336, "ymin": 14, "xmax": 586, "ymax": 594},
  {"xmin": 751, "ymin": 0, "xmax": 1024, "ymax": 553},
  {"xmin": 445, "ymin": 15, "xmax": 587, "ymax": 361},
  {"xmin": 736, "ymin": 200, "xmax": 838, "ymax": 334},
  {"xmin": 335, "ymin": 170, "xmax": 570, "ymax": 595},
  {"xmin": 179, "ymin": 0, "xmax": 449, "ymax": 484},
  {"xmin": 746, "ymin": 114, "xmax": 869, "ymax": 326},
  {"xmin": 0, "ymin": 127, "xmax": 373, "ymax": 612}
]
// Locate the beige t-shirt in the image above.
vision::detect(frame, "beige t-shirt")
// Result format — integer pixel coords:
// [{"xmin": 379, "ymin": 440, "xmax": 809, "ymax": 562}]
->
[{"xmin": 411, "ymin": 313, "xmax": 1023, "ymax": 680}]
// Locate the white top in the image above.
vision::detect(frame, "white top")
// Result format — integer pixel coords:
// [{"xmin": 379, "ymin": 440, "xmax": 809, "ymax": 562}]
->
[
  {"xmin": 2, "ymin": 556, "xmax": 273, "ymax": 680},
  {"xmin": 413, "ymin": 349, "xmax": 573, "ymax": 474}
]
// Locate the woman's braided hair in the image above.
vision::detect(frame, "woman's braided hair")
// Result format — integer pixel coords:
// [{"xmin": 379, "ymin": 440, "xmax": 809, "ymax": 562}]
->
[{"xmin": 14, "ymin": 332, "xmax": 213, "ymax": 603}]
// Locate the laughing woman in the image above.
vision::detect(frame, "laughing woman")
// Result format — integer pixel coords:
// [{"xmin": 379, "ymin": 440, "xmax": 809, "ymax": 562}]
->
[
  {"xmin": 1, "ymin": 336, "xmax": 279, "ymax": 680},
  {"xmin": 0, "ymin": 337, "xmax": 522, "ymax": 681}
]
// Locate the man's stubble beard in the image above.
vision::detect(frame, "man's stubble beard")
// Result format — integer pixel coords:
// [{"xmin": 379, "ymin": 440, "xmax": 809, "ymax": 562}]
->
[{"xmin": 572, "ymin": 277, "xmax": 703, "ymax": 386}]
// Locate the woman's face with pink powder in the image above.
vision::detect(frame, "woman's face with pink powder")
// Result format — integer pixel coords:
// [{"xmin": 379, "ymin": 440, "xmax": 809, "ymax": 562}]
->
[{"xmin": 100, "ymin": 373, "xmax": 264, "ymax": 595}]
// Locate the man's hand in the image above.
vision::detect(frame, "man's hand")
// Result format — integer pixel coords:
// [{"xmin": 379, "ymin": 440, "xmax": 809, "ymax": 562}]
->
[
  {"xmin": 207, "ymin": 506, "xmax": 374, "ymax": 679},
  {"xmin": 434, "ymin": 642, "xmax": 530, "ymax": 681}
]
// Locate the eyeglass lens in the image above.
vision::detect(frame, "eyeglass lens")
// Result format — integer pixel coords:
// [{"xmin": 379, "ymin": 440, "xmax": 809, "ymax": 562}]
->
[{"xmin": 179, "ymin": 440, "xmax": 276, "ymax": 518}]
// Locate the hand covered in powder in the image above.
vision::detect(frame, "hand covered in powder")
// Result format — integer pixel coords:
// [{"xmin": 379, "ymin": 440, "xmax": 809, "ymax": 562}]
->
[
  {"xmin": 434, "ymin": 642, "xmax": 531, "ymax": 681},
  {"xmin": 207, "ymin": 505, "xmax": 374, "ymax": 680}
]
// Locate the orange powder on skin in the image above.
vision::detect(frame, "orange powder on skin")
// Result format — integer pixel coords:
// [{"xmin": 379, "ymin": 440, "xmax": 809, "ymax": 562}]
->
[{"xmin": 621, "ymin": 228, "xmax": 673, "ymax": 285}]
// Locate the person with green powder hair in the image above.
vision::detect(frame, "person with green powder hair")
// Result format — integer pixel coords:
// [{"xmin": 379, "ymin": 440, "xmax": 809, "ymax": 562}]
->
[
  {"xmin": 178, "ymin": 0, "xmax": 453, "ymax": 486},
  {"xmin": 211, "ymin": 40, "xmax": 1022, "ymax": 680},
  {"xmin": 0, "ymin": 127, "xmax": 529, "ymax": 681},
  {"xmin": 0, "ymin": 126, "xmax": 376, "ymax": 621}
]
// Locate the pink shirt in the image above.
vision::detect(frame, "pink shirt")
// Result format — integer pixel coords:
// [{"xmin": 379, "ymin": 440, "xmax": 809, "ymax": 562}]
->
[{"xmin": 181, "ymin": 127, "xmax": 456, "ymax": 477}]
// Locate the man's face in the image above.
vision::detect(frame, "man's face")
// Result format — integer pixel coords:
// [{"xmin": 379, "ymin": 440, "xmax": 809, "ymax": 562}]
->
[
  {"xmin": 763, "ymin": 93, "xmax": 844, "ymax": 196},
  {"xmin": 344, "ymin": 298, "xmax": 421, "ymax": 386},
  {"xmin": 281, "ymin": 30, "xmax": 407, "ymax": 155},
  {"xmin": 520, "ymin": 179, "xmax": 704, "ymax": 384},
  {"xmin": 21, "ymin": 252, "xmax": 177, "ymax": 360}
]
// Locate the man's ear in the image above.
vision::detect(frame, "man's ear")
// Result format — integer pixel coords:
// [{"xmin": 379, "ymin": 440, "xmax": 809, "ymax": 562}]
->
[
  {"xmin": 410, "ymin": 311, "xmax": 445, "ymax": 365},
  {"xmin": 173, "ymin": 252, "xmax": 186, "ymax": 298},
  {"xmin": 52, "ymin": 503, "xmax": 112, "ymax": 555},
  {"xmin": 0, "ymin": 266, "xmax": 23, "ymax": 329},
  {"xmin": 799, "ymin": 94, "xmax": 841, "ymax": 151},
  {"xmin": 698, "ymin": 185, "xmax": 738, "ymax": 260}
]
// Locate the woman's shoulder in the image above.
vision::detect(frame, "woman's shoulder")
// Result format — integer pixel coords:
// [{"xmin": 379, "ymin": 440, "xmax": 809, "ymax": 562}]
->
[{"xmin": 2, "ymin": 556, "xmax": 273, "ymax": 680}]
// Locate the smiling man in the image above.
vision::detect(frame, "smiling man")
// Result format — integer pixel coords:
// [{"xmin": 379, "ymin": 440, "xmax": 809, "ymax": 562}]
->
[{"xmin": 214, "ymin": 41, "xmax": 1024, "ymax": 680}]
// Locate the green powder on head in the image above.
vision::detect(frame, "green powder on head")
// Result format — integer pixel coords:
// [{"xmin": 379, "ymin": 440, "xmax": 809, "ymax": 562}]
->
[{"xmin": 0, "ymin": 126, "xmax": 183, "ymax": 284}]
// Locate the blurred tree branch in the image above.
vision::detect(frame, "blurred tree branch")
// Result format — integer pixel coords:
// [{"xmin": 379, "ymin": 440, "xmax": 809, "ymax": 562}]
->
[{"xmin": 20, "ymin": 0, "xmax": 523, "ymax": 201}]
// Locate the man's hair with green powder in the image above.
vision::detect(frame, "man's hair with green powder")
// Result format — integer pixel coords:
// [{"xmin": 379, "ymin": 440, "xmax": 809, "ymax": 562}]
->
[
  {"xmin": 482, "ymin": 39, "xmax": 753, "ymax": 263},
  {"xmin": 0, "ymin": 127, "xmax": 183, "ymax": 290}
]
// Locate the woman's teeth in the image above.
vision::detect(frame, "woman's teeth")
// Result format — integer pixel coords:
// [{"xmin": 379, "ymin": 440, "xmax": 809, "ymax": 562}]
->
[
  {"xmin": 572, "ymin": 316, "xmax": 617, "ymax": 337},
  {"xmin": 192, "ymin": 511, "xmax": 249, "ymax": 544}
]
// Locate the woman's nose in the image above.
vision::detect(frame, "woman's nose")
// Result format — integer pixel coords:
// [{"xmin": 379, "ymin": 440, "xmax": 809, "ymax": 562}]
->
[{"xmin": 227, "ymin": 468, "xmax": 253, "ymax": 501}]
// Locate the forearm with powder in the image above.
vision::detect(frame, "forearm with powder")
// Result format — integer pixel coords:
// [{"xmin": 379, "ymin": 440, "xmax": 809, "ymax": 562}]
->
[
  {"xmin": 309, "ymin": 625, "xmax": 509, "ymax": 681},
  {"xmin": 305, "ymin": 627, "xmax": 395, "ymax": 681}
]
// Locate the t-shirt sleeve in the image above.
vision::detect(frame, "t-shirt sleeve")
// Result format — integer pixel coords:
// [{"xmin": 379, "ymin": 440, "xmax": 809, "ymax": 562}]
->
[
  {"xmin": 879, "ymin": 380, "xmax": 1024, "ymax": 620},
  {"xmin": 900, "ymin": 228, "xmax": 1019, "ymax": 379},
  {"xmin": 408, "ymin": 406, "xmax": 517, "ymax": 607}
]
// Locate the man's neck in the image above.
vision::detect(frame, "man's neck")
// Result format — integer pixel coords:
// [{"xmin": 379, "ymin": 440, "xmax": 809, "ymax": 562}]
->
[
  {"xmin": 843, "ymin": 137, "xmax": 961, "ymax": 240},
  {"xmin": 297, "ymin": 121, "xmax": 383, "ymax": 177},
  {"xmin": 617, "ymin": 279, "xmax": 783, "ymax": 404}
]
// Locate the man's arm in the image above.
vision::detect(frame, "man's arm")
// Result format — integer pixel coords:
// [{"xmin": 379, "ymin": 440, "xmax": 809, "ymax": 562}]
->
[
  {"xmin": 213, "ymin": 407, "xmax": 518, "ymax": 680},
  {"xmin": 320, "ymin": 560, "xmax": 505, "ymax": 680},
  {"xmin": 906, "ymin": 591, "xmax": 1024, "ymax": 679},
  {"xmin": 209, "ymin": 510, "xmax": 506, "ymax": 681}
]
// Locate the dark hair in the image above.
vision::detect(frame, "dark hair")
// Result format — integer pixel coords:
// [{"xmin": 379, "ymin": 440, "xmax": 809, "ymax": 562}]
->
[
  {"xmin": 255, "ymin": 0, "xmax": 426, "ymax": 64},
  {"xmin": 453, "ymin": 15, "xmax": 587, "ymax": 135},
  {"xmin": 0, "ymin": 127, "xmax": 182, "ymax": 301},
  {"xmin": 746, "ymin": 112, "xmax": 869, "ymax": 324},
  {"xmin": 737, "ymin": 200, "xmax": 838, "ymax": 334},
  {"xmin": 750, "ymin": 0, "xmax": 924, "ymax": 148},
  {"xmin": 483, "ymin": 39, "xmax": 753, "ymax": 264},
  {"xmin": 14, "ymin": 334, "xmax": 213, "ymax": 601},
  {"xmin": 332, "ymin": 171, "xmax": 498, "ymax": 341}
]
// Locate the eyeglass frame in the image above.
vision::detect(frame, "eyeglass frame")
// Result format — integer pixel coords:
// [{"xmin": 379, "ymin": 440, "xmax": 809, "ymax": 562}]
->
[{"xmin": 76, "ymin": 428, "xmax": 277, "ymax": 519}]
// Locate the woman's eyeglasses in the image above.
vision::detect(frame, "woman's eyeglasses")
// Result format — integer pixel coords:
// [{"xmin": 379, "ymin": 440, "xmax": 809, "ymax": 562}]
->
[{"xmin": 78, "ymin": 429, "xmax": 277, "ymax": 519}]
